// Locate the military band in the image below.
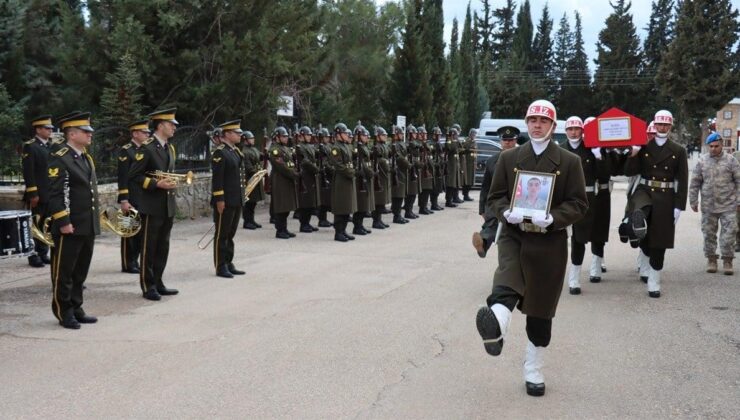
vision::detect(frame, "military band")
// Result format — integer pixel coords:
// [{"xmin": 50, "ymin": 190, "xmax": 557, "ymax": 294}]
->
[
  {"xmin": 22, "ymin": 115, "xmax": 55, "ymax": 267},
  {"xmin": 117, "ymin": 119, "xmax": 149, "ymax": 274}
]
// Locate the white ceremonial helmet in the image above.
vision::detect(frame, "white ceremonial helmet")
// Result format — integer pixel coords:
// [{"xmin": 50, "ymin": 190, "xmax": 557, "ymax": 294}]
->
[
  {"xmin": 647, "ymin": 121, "xmax": 657, "ymax": 134},
  {"xmin": 584, "ymin": 116, "xmax": 595, "ymax": 125},
  {"xmin": 525, "ymin": 99, "xmax": 557, "ymax": 122},
  {"xmin": 654, "ymin": 110, "xmax": 673, "ymax": 125},
  {"xmin": 565, "ymin": 116, "xmax": 584, "ymax": 129}
]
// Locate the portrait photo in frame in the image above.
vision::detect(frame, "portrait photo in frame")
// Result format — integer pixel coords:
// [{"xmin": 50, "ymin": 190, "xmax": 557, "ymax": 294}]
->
[{"xmin": 510, "ymin": 170, "xmax": 556, "ymax": 220}]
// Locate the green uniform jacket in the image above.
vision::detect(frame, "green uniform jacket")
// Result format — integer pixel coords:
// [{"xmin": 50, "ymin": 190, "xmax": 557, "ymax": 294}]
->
[
  {"xmin": 372, "ymin": 142, "xmax": 392, "ymax": 205},
  {"xmin": 488, "ymin": 141, "xmax": 588, "ymax": 319},
  {"xmin": 329, "ymin": 142, "xmax": 357, "ymax": 215},
  {"xmin": 445, "ymin": 140, "xmax": 462, "ymax": 188},
  {"xmin": 128, "ymin": 137, "xmax": 178, "ymax": 218},
  {"xmin": 391, "ymin": 142, "xmax": 410, "ymax": 198},
  {"xmin": 242, "ymin": 144, "xmax": 265, "ymax": 202},
  {"xmin": 432, "ymin": 141, "xmax": 446, "ymax": 193},
  {"xmin": 47, "ymin": 145, "xmax": 101, "ymax": 236},
  {"xmin": 317, "ymin": 143, "xmax": 334, "ymax": 208},
  {"xmin": 268, "ymin": 144, "xmax": 298, "ymax": 214},
  {"xmin": 296, "ymin": 143, "xmax": 321, "ymax": 208},
  {"xmin": 462, "ymin": 138, "xmax": 477, "ymax": 187},
  {"xmin": 355, "ymin": 143, "xmax": 375, "ymax": 212},
  {"xmin": 420, "ymin": 141, "xmax": 435, "ymax": 190},
  {"xmin": 406, "ymin": 140, "xmax": 421, "ymax": 195},
  {"xmin": 623, "ymin": 139, "xmax": 688, "ymax": 249}
]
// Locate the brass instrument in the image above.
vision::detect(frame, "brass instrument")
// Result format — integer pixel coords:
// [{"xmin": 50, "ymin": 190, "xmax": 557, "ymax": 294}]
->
[
  {"xmin": 146, "ymin": 170, "xmax": 194, "ymax": 186},
  {"xmin": 198, "ymin": 169, "xmax": 268, "ymax": 250},
  {"xmin": 100, "ymin": 207, "xmax": 142, "ymax": 238},
  {"xmin": 31, "ymin": 216, "xmax": 54, "ymax": 247}
]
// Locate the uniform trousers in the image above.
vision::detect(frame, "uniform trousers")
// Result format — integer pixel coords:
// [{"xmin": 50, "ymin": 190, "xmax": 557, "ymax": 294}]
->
[
  {"xmin": 486, "ymin": 285, "xmax": 552, "ymax": 347},
  {"xmin": 274, "ymin": 212, "xmax": 289, "ymax": 233},
  {"xmin": 701, "ymin": 211, "xmax": 737, "ymax": 259},
  {"xmin": 242, "ymin": 200, "xmax": 258, "ymax": 225},
  {"xmin": 213, "ymin": 205, "xmax": 241, "ymax": 269},
  {"xmin": 51, "ymin": 233, "xmax": 94, "ymax": 321},
  {"xmin": 139, "ymin": 214, "xmax": 173, "ymax": 293},
  {"xmin": 570, "ymin": 238, "xmax": 605, "ymax": 265}
]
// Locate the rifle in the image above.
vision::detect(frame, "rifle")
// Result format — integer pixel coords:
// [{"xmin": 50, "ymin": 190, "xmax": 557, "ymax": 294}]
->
[
  {"xmin": 262, "ymin": 127, "xmax": 271, "ymax": 194},
  {"xmin": 408, "ymin": 139, "xmax": 419, "ymax": 181},
  {"xmin": 421, "ymin": 141, "xmax": 433, "ymax": 179},
  {"xmin": 372, "ymin": 144, "xmax": 383, "ymax": 193},
  {"xmin": 355, "ymin": 142, "xmax": 368, "ymax": 193},
  {"xmin": 390, "ymin": 142, "xmax": 399, "ymax": 187}
]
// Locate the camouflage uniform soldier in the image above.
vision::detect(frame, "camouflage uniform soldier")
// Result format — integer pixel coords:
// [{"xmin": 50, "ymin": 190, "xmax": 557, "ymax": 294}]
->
[{"xmin": 689, "ymin": 132, "xmax": 740, "ymax": 275}]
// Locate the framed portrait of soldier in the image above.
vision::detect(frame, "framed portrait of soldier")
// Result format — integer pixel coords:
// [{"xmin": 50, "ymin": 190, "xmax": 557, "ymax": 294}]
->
[{"xmin": 510, "ymin": 170, "xmax": 556, "ymax": 220}]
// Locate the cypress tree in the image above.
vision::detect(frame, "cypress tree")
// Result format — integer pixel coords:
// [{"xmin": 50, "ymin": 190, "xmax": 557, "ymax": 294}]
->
[
  {"xmin": 641, "ymin": 0, "xmax": 675, "ymax": 117},
  {"xmin": 532, "ymin": 4, "xmax": 555, "ymax": 96},
  {"xmin": 559, "ymin": 12, "xmax": 592, "ymax": 118},
  {"xmin": 552, "ymin": 13, "xmax": 572, "ymax": 104},
  {"xmin": 492, "ymin": 0, "xmax": 516, "ymax": 64}
]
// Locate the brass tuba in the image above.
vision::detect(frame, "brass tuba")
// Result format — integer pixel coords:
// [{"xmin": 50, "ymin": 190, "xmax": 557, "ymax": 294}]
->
[
  {"xmin": 146, "ymin": 170, "xmax": 194, "ymax": 186},
  {"xmin": 100, "ymin": 207, "xmax": 142, "ymax": 238},
  {"xmin": 245, "ymin": 169, "xmax": 268, "ymax": 202},
  {"xmin": 31, "ymin": 216, "xmax": 54, "ymax": 247}
]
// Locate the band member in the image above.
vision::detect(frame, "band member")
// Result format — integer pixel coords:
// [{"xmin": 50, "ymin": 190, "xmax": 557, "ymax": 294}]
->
[
  {"xmin": 295, "ymin": 126, "xmax": 321, "ymax": 233},
  {"xmin": 329, "ymin": 123, "xmax": 357, "ymax": 241},
  {"xmin": 117, "ymin": 119, "xmax": 149, "ymax": 274},
  {"xmin": 268, "ymin": 127, "xmax": 298, "ymax": 239},
  {"xmin": 372, "ymin": 126, "xmax": 392, "ymax": 229},
  {"xmin": 241, "ymin": 131, "xmax": 264, "ymax": 230},
  {"xmin": 353, "ymin": 126, "xmax": 375, "ymax": 235},
  {"xmin": 462, "ymin": 128, "xmax": 478, "ymax": 201},
  {"xmin": 128, "ymin": 108, "xmax": 180, "ymax": 301},
  {"xmin": 390, "ymin": 126, "xmax": 411, "ymax": 224},
  {"xmin": 315, "ymin": 128, "xmax": 334, "ymax": 228},
  {"xmin": 417, "ymin": 126, "xmax": 435, "ymax": 215},
  {"xmin": 22, "ymin": 115, "xmax": 55, "ymax": 267},
  {"xmin": 47, "ymin": 112, "xmax": 100, "ymax": 329},
  {"xmin": 624, "ymin": 110, "xmax": 688, "ymax": 298},
  {"xmin": 473, "ymin": 125, "xmax": 519, "ymax": 258},
  {"xmin": 404, "ymin": 125, "xmax": 421, "ymax": 219},
  {"xmin": 430, "ymin": 127, "xmax": 446, "ymax": 211},
  {"xmin": 476, "ymin": 100, "xmax": 588, "ymax": 396},
  {"xmin": 209, "ymin": 120, "xmax": 246, "ymax": 278},
  {"xmin": 445, "ymin": 127, "xmax": 463, "ymax": 207}
]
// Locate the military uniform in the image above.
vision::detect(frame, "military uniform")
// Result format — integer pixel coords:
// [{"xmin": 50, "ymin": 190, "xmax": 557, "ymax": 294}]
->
[
  {"xmin": 445, "ymin": 131, "xmax": 463, "ymax": 206},
  {"xmin": 128, "ymin": 108, "xmax": 180, "ymax": 300},
  {"xmin": 22, "ymin": 116, "xmax": 55, "ymax": 267},
  {"xmin": 353, "ymin": 140, "xmax": 375, "ymax": 234},
  {"xmin": 242, "ymin": 139, "xmax": 265, "ymax": 229},
  {"xmin": 462, "ymin": 134, "xmax": 477, "ymax": 200},
  {"xmin": 390, "ymin": 139, "xmax": 411, "ymax": 223},
  {"xmin": 116, "ymin": 120, "xmax": 148, "ymax": 274},
  {"xmin": 47, "ymin": 113, "xmax": 100, "ymax": 329},
  {"xmin": 296, "ymin": 140, "xmax": 321, "ymax": 232},
  {"xmin": 371, "ymin": 135, "xmax": 392, "ymax": 229},
  {"xmin": 418, "ymin": 138, "xmax": 435, "ymax": 214},
  {"xmin": 329, "ymin": 128, "xmax": 357, "ymax": 241},
  {"xmin": 404, "ymin": 134, "xmax": 421, "ymax": 219},
  {"xmin": 316, "ymin": 136, "xmax": 334, "ymax": 227},
  {"xmin": 268, "ymin": 139, "xmax": 298, "ymax": 238},
  {"xmin": 430, "ymin": 131, "xmax": 446, "ymax": 210}
]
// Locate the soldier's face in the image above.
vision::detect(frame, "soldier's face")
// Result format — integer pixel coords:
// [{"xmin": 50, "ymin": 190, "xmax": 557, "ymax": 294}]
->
[
  {"xmin": 565, "ymin": 127, "xmax": 582, "ymax": 140},
  {"xmin": 527, "ymin": 178, "xmax": 541, "ymax": 197},
  {"xmin": 132, "ymin": 130, "xmax": 149, "ymax": 142},
  {"xmin": 224, "ymin": 130, "xmax": 240, "ymax": 145},
  {"xmin": 655, "ymin": 123, "xmax": 671, "ymax": 134},
  {"xmin": 246, "ymin": 137, "xmax": 255, "ymax": 145},
  {"xmin": 36, "ymin": 127, "xmax": 52, "ymax": 140},
  {"xmin": 378, "ymin": 134, "xmax": 387, "ymax": 142},
  {"xmin": 68, "ymin": 128, "xmax": 93, "ymax": 147},
  {"xmin": 708, "ymin": 141, "xmax": 723, "ymax": 157},
  {"xmin": 501, "ymin": 138, "xmax": 516, "ymax": 150},
  {"xmin": 278, "ymin": 135, "xmax": 288, "ymax": 144},
  {"xmin": 158, "ymin": 121, "xmax": 176, "ymax": 139},
  {"xmin": 527, "ymin": 116, "xmax": 554, "ymax": 138}
]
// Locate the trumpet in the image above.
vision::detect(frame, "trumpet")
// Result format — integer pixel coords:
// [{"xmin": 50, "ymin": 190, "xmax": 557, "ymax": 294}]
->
[
  {"xmin": 197, "ymin": 169, "xmax": 268, "ymax": 249},
  {"xmin": 31, "ymin": 216, "xmax": 54, "ymax": 247},
  {"xmin": 146, "ymin": 170, "xmax": 194, "ymax": 186},
  {"xmin": 100, "ymin": 207, "xmax": 142, "ymax": 238}
]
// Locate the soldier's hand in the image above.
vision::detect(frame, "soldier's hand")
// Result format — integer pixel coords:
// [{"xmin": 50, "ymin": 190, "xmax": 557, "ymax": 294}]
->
[
  {"xmin": 29, "ymin": 196, "xmax": 39, "ymax": 208},
  {"xmin": 691, "ymin": 204, "xmax": 698, "ymax": 213},
  {"xmin": 216, "ymin": 201, "xmax": 225, "ymax": 214},
  {"xmin": 60, "ymin": 223, "xmax": 74, "ymax": 235},
  {"xmin": 157, "ymin": 179, "xmax": 177, "ymax": 190},
  {"xmin": 630, "ymin": 146, "xmax": 641, "ymax": 157},
  {"xmin": 121, "ymin": 201, "xmax": 132, "ymax": 213}
]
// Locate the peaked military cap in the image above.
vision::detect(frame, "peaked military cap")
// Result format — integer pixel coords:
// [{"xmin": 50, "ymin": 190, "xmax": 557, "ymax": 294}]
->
[
  {"xmin": 31, "ymin": 115, "xmax": 54, "ymax": 129},
  {"xmin": 497, "ymin": 126, "xmax": 520, "ymax": 140},
  {"xmin": 58, "ymin": 112, "xmax": 94, "ymax": 132},
  {"xmin": 148, "ymin": 108, "xmax": 178, "ymax": 124},
  {"xmin": 219, "ymin": 119, "xmax": 243, "ymax": 134},
  {"xmin": 129, "ymin": 119, "xmax": 150, "ymax": 132}
]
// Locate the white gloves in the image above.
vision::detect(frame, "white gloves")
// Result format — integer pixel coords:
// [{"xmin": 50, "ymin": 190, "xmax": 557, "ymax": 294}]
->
[
  {"xmin": 674, "ymin": 208, "xmax": 681, "ymax": 224},
  {"xmin": 504, "ymin": 209, "xmax": 524, "ymax": 224},
  {"xmin": 630, "ymin": 145, "xmax": 642, "ymax": 157},
  {"xmin": 591, "ymin": 147, "xmax": 602, "ymax": 160},
  {"xmin": 532, "ymin": 213, "xmax": 554, "ymax": 228}
]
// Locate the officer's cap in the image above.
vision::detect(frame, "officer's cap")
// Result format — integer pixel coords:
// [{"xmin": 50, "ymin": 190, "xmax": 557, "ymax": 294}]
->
[
  {"xmin": 148, "ymin": 108, "xmax": 179, "ymax": 125},
  {"xmin": 497, "ymin": 126, "xmax": 520, "ymax": 140},
  {"xmin": 219, "ymin": 119, "xmax": 243, "ymax": 134},
  {"xmin": 58, "ymin": 112, "xmax": 94, "ymax": 133},
  {"xmin": 31, "ymin": 115, "xmax": 54, "ymax": 129},
  {"xmin": 128, "ymin": 119, "xmax": 150, "ymax": 133}
]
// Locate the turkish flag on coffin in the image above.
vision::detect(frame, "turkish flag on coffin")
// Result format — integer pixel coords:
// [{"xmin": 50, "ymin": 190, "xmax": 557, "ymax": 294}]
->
[{"xmin": 583, "ymin": 107, "xmax": 648, "ymax": 148}]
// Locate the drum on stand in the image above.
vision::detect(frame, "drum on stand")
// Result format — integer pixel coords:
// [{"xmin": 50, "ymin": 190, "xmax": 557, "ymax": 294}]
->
[{"xmin": 0, "ymin": 210, "xmax": 35, "ymax": 259}]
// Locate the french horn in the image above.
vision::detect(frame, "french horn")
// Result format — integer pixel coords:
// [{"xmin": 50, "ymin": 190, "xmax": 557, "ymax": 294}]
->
[
  {"xmin": 31, "ymin": 216, "xmax": 54, "ymax": 247},
  {"xmin": 100, "ymin": 207, "xmax": 142, "ymax": 238}
]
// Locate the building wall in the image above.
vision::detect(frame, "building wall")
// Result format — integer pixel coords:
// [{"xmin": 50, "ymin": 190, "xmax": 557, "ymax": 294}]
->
[{"xmin": 716, "ymin": 102, "xmax": 740, "ymax": 153}]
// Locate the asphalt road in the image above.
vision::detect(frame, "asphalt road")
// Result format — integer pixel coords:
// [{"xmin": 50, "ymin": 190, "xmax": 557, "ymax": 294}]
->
[{"xmin": 1, "ymin": 182, "xmax": 738, "ymax": 419}]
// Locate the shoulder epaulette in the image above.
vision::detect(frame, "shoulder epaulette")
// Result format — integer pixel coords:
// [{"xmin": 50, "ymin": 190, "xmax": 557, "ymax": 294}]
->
[
  {"xmin": 23, "ymin": 139, "xmax": 35, "ymax": 145},
  {"xmin": 216, "ymin": 144, "xmax": 225, "ymax": 150},
  {"xmin": 122, "ymin": 143, "xmax": 132, "ymax": 149},
  {"xmin": 53, "ymin": 147, "xmax": 69, "ymax": 157},
  {"xmin": 143, "ymin": 137, "xmax": 154, "ymax": 145}
]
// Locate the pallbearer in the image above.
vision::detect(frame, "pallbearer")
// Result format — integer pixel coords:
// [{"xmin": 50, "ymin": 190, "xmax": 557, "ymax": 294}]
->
[
  {"xmin": 241, "ymin": 130, "xmax": 264, "ymax": 230},
  {"xmin": 211, "ymin": 120, "xmax": 246, "ymax": 278},
  {"xmin": 117, "ymin": 119, "xmax": 149, "ymax": 274},
  {"xmin": 22, "ymin": 115, "xmax": 55, "ymax": 267},
  {"xmin": 371, "ymin": 126, "xmax": 392, "ymax": 229}
]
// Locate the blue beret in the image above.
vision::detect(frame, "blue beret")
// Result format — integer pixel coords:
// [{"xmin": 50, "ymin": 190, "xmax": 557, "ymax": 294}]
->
[{"xmin": 705, "ymin": 132, "xmax": 721, "ymax": 144}]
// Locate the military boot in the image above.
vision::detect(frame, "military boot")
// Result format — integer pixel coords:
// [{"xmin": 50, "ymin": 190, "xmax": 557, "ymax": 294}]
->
[
  {"xmin": 722, "ymin": 257, "xmax": 733, "ymax": 275},
  {"xmin": 707, "ymin": 256, "xmax": 718, "ymax": 273}
]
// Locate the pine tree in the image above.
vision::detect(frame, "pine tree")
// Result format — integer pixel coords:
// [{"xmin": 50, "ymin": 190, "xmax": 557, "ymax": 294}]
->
[
  {"xmin": 641, "ymin": 0, "xmax": 675, "ymax": 117},
  {"xmin": 0, "ymin": 82, "xmax": 24, "ymax": 134},
  {"xmin": 593, "ymin": 0, "xmax": 643, "ymax": 113},
  {"xmin": 492, "ymin": 0, "xmax": 516, "ymax": 64},
  {"xmin": 510, "ymin": 0, "xmax": 533, "ymax": 69},
  {"xmin": 99, "ymin": 52, "xmax": 144, "ymax": 128},
  {"xmin": 559, "ymin": 12, "xmax": 592, "ymax": 118},
  {"xmin": 552, "ymin": 13, "xmax": 572, "ymax": 103},
  {"xmin": 657, "ymin": 0, "xmax": 740, "ymax": 135},
  {"xmin": 457, "ymin": 4, "xmax": 475, "ymax": 127},
  {"xmin": 390, "ymin": 0, "xmax": 431, "ymax": 123},
  {"xmin": 532, "ymin": 4, "xmax": 555, "ymax": 96},
  {"xmin": 475, "ymin": 0, "xmax": 496, "ymax": 95},
  {"xmin": 423, "ymin": 0, "xmax": 452, "ymax": 127}
]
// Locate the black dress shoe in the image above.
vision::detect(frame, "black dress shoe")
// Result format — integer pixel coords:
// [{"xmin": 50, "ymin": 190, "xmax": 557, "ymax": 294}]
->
[
  {"xmin": 344, "ymin": 232, "xmax": 355, "ymax": 240},
  {"xmin": 227, "ymin": 264, "xmax": 245, "ymax": 275},
  {"xmin": 569, "ymin": 287, "xmax": 581, "ymax": 295},
  {"xmin": 217, "ymin": 265, "xmax": 234, "ymax": 278},
  {"xmin": 157, "ymin": 286, "xmax": 179, "ymax": 295},
  {"xmin": 648, "ymin": 291, "xmax": 661, "ymax": 298},
  {"xmin": 318, "ymin": 220, "xmax": 333, "ymax": 228},
  {"xmin": 122, "ymin": 267, "xmax": 140, "ymax": 274},
  {"xmin": 352, "ymin": 228, "xmax": 367, "ymax": 235},
  {"xmin": 372, "ymin": 221, "xmax": 386, "ymax": 229},
  {"xmin": 300, "ymin": 225, "xmax": 314, "ymax": 233},
  {"xmin": 640, "ymin": 276, "xmax": 648, "ymax": 283},
  {"xmin": 393, "ymin": 215, "xmax": 407, "ymax": 224},
  {"xmin": 143, "ymin": 289, "xmax": 161, "ymax": 301},
  {"xmin": 464, "ymin": 196, "xmax": 474, "ymax": 202},
  {"xmin": 276, "ymin": 231, "xmax": 291, "ymax": 239},
  {"xmin": 526, "ymin": 381, "xmax": 546, "ymax": 397},
  {"xmin": 476, "ymin": 306, "xmax": 504, "ymax": 356},
  {"xmin": 453, "ymin": 197, "xmax": 464, "ymax": 204},
  {"xmin": 431, "ymin": 205, "xmax": 444, "ymax": 211},
  {"xmin": 311, "ymin": 225, "xmax": 319, "ymax": 231},
  {"xmin": 445, "ymin": 202, "xmax": 457, "ymax": 208},
  {"xmin": 28, "ymin": 256, "xmax": 44, "ymax": 268},
  {"xmin": 419, "ymin": 208, "xmax": 432, "ymax": 215},
  {"xmin": 75, "ymin": 314, "xmax": 98, "ymax": 324},
  {"xmin": 60, "ymin": 316, "xmax": 81, "ymax": 330},
  {"xmin": 287, "ymin": 231, "xmax": 296, "ymax": 238},
  {"xmin": 362, "ymin": 227, "xmax": 371, "ymax": 234},
  {"xmin": 243, "ymin": 222, "xmax": 258, "ymax": 230},
  {"xmin": 589, "ymin": 276, "xmax": 601, "ymax": 283},
  {"xmin": 382, "ymin": 222, "xmax": 390, "ymax": 228},
  {"xmin": 40, "ymin": 254, "xmax": 52, "ymax": 264},
  {"xmin": 334, "ymin": 233, "xmax": 349, "ymax": 242},
  {"xmin": 254, "ymin": 222, "xmax": 262, "ymax": 228}
]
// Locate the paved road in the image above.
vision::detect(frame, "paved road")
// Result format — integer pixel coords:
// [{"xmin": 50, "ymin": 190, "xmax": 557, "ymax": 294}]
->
[{"xmin": 1, "ymin": 183, "xmax": 738, "ymax": 419}]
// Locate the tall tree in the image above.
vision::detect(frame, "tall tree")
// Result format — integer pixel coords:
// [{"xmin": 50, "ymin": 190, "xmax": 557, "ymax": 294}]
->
[
  {"xmin": 423, "ymin": 0, "xmax": 452, "ymax": 127},
  {"xmin": 491, "ymin": 0, "xmax": 516, "ymax": 64},
  {"xmin": 593, "ymin": 0, "xmax": 643, "ymax": 113},
  {"xmin": 99, "ymin": 52, "xmax": 144, "ymax": 128},
  {"xmin": 657, "ymin": 0, "xmax": 740, "ymax": 137},
  {"xmin": 390, "ymin": 0, "xmax": 431, "ymax": 123},
  {"xmin": 552, "ymin": 12, "xmax": 572, "ymax": 103},
  {"xmin": 559, "ymin": 12, "xmax": 592, "ymax": 117},
  {"xmin": 640, "ymin": 0, "xmax": 675, "ymax": 117},
  {"xmin": 456, "ymin": 4, "xmax": 475, "ymax": 126},
  {"xmin": 532, "ymin": 4, "xmax": 555, "ymax": 96},
  {"xmin": 475, "ymin": 0, "xmax": 496, "ymax": 95}
]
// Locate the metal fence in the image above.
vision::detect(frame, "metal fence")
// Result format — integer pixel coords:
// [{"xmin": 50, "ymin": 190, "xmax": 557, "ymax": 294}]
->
[{"xmin": 0, "ymin": 125, "xmax": 212, "ymax": 185}]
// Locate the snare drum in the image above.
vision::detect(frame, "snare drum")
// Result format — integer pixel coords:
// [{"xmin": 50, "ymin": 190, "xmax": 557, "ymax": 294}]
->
[{"xmin": 0, "ymin": 210, "xmax": 35, "ymax": 259}]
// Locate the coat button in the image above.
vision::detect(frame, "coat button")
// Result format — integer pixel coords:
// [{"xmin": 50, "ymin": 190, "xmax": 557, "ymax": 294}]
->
[
  {"xmin": 653, "ymin": 165, "xmax": 657, "ymax": 168},
  {"xmin": 651, "ymin": 188, "xmax": 655, "ymax": 192}
]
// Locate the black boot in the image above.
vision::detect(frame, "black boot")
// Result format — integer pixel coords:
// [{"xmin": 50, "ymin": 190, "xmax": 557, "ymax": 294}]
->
[{"xmin": 217, "ymin": 265, "xmax": 234, "ymax": 278}]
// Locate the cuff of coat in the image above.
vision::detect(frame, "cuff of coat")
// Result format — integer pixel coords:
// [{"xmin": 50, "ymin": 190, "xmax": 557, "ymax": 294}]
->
[
  {"xmin": 51, "ymin": 210, "xmax": 71, "ymax": 227},
  {"xmin": 26, "ymin": 186, "xmax": 38, "ymax": 192},
  {"xmin": 143, "ymin": 177, "xmax": 156, "ymax": 190},
  {"xmin": 213, "ymin": 190, "xmax": 224, "ymax": 196}
]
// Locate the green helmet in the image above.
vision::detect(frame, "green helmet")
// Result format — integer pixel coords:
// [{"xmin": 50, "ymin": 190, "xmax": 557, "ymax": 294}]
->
[
  {"xmin": 417, "ymin": 126, "xmax": 427, "ymax": 134},
  {"xmin": 299, "ymin": 126, "xmax": 312, "ymax": 136},
  {"xmin": 375, "ymin": 126, "xmax": 388, "ymax": 136},
  {"xmin": 353, "ymin": 124, "xmax": 367, "ymax": 136},
  {"xmin": 334, "ymin": 123, "xmax": 349, "ymax": 134},
  {"xmin": 318, "ymin": 128, "xmax": 330, "ymax": 137},
  {"xmin": 242, "ymin": 130, "xmax": 255, "ymax": 139},
  {"xmin": 452, "ymin": 123, "xmax": 462, "ymax": 132},
  {"xmin": 406, "ymin": 124, "xmax": 417, "ymax": 134},
  {"xmin": 272, "ymin": 127, "xmax": 288, "ymax": 138},
  {"xmin": 432, "ymin": 126, "xmax": 442, "ymax": 135}
]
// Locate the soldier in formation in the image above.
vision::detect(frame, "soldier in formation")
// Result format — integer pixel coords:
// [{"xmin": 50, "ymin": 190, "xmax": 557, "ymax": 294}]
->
[
  {"xmin": 371, "ymin": 127, "xmax": 392, "ymax": 229},
  {"xmin": 417, "ymin": 126, "xmax": 436, "ymax": 215},
  {"xmin": 295, "ymin": 126, "xmax": 320, "ymax": 233},
  {"xmin": 404, "ymin": 125, "xmax": 421, "ymax": 220},
  {"xmin": 353, "ymin": 125, "xmax": 375, "ymax": 235},
  {"xmin": 267, "ymin": 127, "xmax": 298, "ymax": 239},
  {"xmin": 316, "ymin": 128, "xmax": 334, "ymax": 228},
  {"xmin": 241, "ymin": 130, "xmax": 264, "ymax": 230},
  {"xmin": 329, "ymin": 123, "xmax": 358, "ymax": 242},
  {"xmin": 390, "ymin": 126, "xmax": 411, "ymax": 224}
]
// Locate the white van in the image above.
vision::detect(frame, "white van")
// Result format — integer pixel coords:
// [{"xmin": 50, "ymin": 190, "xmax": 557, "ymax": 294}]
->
[{"xmin": 478, "ymin": 115, "xmax": 568, "ymax": 145}]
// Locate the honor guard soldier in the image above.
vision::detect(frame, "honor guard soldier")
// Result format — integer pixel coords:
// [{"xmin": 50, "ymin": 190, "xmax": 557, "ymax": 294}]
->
[
  {"xmin": 211, "ymin": 120, "xmax": 246, "ymax": 278},
  {"xmin": 624, "ymin": 110, "xmax": 688, "ymax": 298},
  {"xmin": 117, "ymin": 119, "xmax": 149, "ymax": 274},
  {"xmin": 475, "ymin": 100, "xmax": 588, "ymax": 396},
  {"xmin": 241, "ymin": 130, "xmax": 264, "ymax": 229},
  {"xmin": 353, "ymin": 125, "xmax": 375, "ymax": 235},
  {"xmin": 371, "ymin": 126, "xmax": 392, "ymax": 229},
  {"xmin": 268, "ymin": 127, "xmax": 298, "ymax": 239},
  {"xmin": 429, "ymin": 127, "xmax": 446, "ymax": 211},
  {"xmin": 390, "ymin": 126, "xmax": 411, "ymax": 224},
  {"xmin": 22, "ymin": 115, "xmax": 55, "ymax": 267},
  {"xmin": 462, "ymin": 128, "xmax": 478, "ymax": 201},
  {"xmin": 403, "ymin": 125, "xmax": 421, "ymax": 219},
  {"xmin": 417, "ymin": 126, "xmax": 435, "ymax": 215},
  {"xmin": 315, "ymin": 128, "xmax": 334, "ymax": 228},
  {"xmin": 444, "ymin": 127, "xmax": 463, "ymax": 207},
  {"xmin": 329, "ymin": 123, "xmax": 358, "ymax": 241},
  {"xmin": 47, "ymin": 112, "xmax": 100, "ymax": 329},
  {"xmin": 295, "ymin": 126, "xmax": 321, "ymax": 233},
  {"xmin": 472, "ymin": 125, "xmax": 519, "ymax": 258},
  {"xmin": 128, "ymin": 108, "xmax": 180, "ymax": 301}
]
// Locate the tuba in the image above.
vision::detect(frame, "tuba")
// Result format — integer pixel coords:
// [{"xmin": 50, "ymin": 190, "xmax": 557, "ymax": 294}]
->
[
  {"xmin": 100, "ymin": 207, "xmax": 142, "ymax": 238},
  {"xmin": 31, "ymin": 216, "xmax": 54, "ymax": 247},
  {"xmin": 146, "ymin": 170, "xmax": 194, "ymax": 186},
  {"xmin": 245, "ymin": 169, "xmax": 268, "ymax": 202}
]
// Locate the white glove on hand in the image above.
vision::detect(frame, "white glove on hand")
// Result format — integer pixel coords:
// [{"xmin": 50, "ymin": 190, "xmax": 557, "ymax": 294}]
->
[
  {"xmin": 630, "ymin": 145, "xmax": 642, "ymax": 157},
  {"xmin": 532, "ymin": 213, "xmax": 554, "ymax": 228},
  {"xmin": 504, "ymin": 209, "xmax": 524, "ymax": 225},
  {"xmin": 591, "ymin": 147, "xmax": 602, "ymax": 160},
  {"xmin": 674, "ymin": 208, "xmax": 681, "ymax": 225}
]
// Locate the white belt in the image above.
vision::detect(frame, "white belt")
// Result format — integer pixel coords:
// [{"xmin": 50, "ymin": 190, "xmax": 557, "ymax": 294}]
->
[{"xmin": 585, "ymin": 183, "xmax": 610, "ymax": 194}]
